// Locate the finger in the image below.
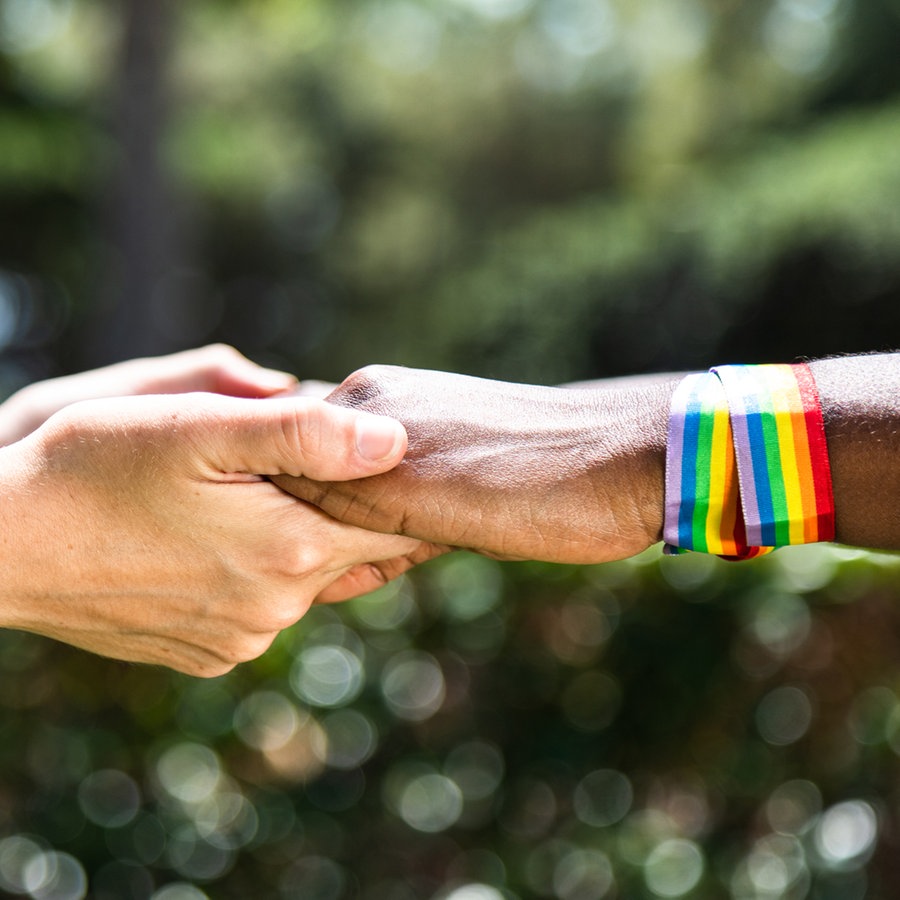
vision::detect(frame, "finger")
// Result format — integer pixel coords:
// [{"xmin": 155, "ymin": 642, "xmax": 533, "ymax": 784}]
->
[
  {"xmin": 284, "ymin": 509, "xmax": 426, "ymax": 575},
  {"xmin": 271, "ymin": 470, "xmax": 402, "ymax": 538},
  {"xmin": 167, "ymin": 345, "xmax": 297, "ymax": 397},
  {"xmin": 82, "ymin": 346, "xmax": 297, "ymax": 399},
  {"xmin": 314, "ymin": 565, "xmax": 391, "ymax": 604},
  {"xmin": 314, "ymin": 543, "xmax": 452, "ymax": 603},
  {"xmin": 197, "ymin": 395, "xmax": 408, "ymax": 481},
  {"xmin": 235, "ymin": 491, "xmax": 426, "ymax": 587}
]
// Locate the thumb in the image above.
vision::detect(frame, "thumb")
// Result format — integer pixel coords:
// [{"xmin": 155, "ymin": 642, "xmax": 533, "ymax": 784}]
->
[{"xmin": 199, "ymin": 395, "xmax": 407, "ymax": 481}]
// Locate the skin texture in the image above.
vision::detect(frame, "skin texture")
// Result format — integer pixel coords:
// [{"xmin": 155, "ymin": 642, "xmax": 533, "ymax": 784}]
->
[
  {"xmin": 0, "ymin": 349, "xmax": 445, "ymax": 676},
  {"xmin": 280, "ymin": 355, "xmax": 900, "ymax": 565},
  {"xmin": 274, "ymin": 365, "xmax": 677, "ymax": 564},
  {"xmin": 809, "ymin": 354, "xmax": 900, "ymax": 550}
]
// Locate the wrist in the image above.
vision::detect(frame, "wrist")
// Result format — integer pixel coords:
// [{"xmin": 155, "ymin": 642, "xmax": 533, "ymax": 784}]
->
[{"xmin": 571, "ymin": 378, "xmax": 675, "ymax": 561}]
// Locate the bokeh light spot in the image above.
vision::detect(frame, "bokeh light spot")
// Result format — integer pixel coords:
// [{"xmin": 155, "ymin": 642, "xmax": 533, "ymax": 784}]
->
[
  {"xmin": 166, "ymin": 826, "xmax": 233, "ymax": 882},
  {"xmin": 381, "ymin": 651, "xmax": 446, "ymax": 722},
  {"xmin": 748, "ymin": 834, "xmax": 807, "ymax": 894},
  {"xmin": 290, "ymin": 645, "xmax": 364, "ymax": 709},
  {"xmin": 150, "ymin": 884, "xmax": 210, "ymax": 900},
  {"xmin": 573, "ymin": 769, "xmax": 633, "ymax": 827},
  {"xmin": 553, "ymin": 847, "xmax": 615, "ymax": 900},
  {"xmin": 441, "ymin": 885, "xmax": 505, "ymax": 900},
  {"xmin": 350, "ymin": 576, "xmax": 417, "ymax": 632},
  {"xmin": 746, "ymin": 592, "xmax": 811, "ymax": 658},
  {"xmin": 77, "ymin": 769, "xmax": 141, "ymax": 829},
  {"xmin": 0, "ymin": 837, "xmax": 45, "ymax": 894},
  {"xmin": 499, "ymin": 779, "xmax": 557, "ymax": 840},
  {"xmin": 278, "ymin": 855, "xmax": 346, "ymax": 900},
  {"xmin": 23, "ymin": 850, "xmax": 87, "ymax": 900},
  {"xmin": 156, "ymin": 743, "xmax": 222, "ymax": 805},
  {"xmin": 321, "ymin": 709, "xmax": 378, "ymax": 770},
  {"xmin": 643, "ymin": 839, "xmax": 704, "ymax": 898},
  {"xmin": 764, "ymin": 0, "xmax": 837, "ymax": 75},
  {"xmin": 765, "ymin": 779, "xmax": 822, "ymax": 835},
  {"xmin": 659, "ymin": 552, "xmax": 720, "ymax": 593},
  {"xmin": 436, "ymin": 555, "xmax": 503, "ymax": 621},
  {"xmin": 756, "ymin": 685, "xmax": 813, "ymax": 746},
  {"xmin": 104, "ymin": 812, "xmax": 167, "ymax": 867},
  {"xmin": 850, "ymin": 686, "xmax": 898, "ymax": 746},
  {"xmin": 772, "ymin": 544, "xmax": 839, "ymax": 592},
  {"xmin": 0, "ymin": 0, "xmax": 73, "ymax": 55},
  {"xmin": 814, "ymin": 801, "xmax": 877, "ymax": 869},
  {"xmin": 233, "ymin": 691, "xmax": 300, "ymax": 752},
  {"xmin": 444, "ymin": 741, "xmax": 505, "ymax": 803},
  {"xmin": 399, "ymin": 773, "xmax": 464, "ymax": 833},
  {"xmin": 194, "ymin": 792, "xmax": 258, "ymax": 850}
]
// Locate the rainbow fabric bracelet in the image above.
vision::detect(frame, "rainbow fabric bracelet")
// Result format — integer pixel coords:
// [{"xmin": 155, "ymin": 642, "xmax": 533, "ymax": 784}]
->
[
  {"xmin": 663, "ymin": 363, "xmax": 834, "ymax": 559},
  {"xmin": 664, "ymin": 372, "xmax": 753, "ymax": 558}
]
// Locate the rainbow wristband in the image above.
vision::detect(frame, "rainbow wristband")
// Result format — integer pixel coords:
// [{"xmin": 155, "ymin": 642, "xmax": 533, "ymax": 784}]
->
[
  {"xmin": 664, "ymin": 363, "xmax": 834, "ymax": 558},
  {"xmin": 664, "ymin": 372, "xmax": 754, "ymax": 558}
]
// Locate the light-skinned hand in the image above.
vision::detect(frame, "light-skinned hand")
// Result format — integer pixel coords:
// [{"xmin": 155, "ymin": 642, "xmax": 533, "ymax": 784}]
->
[{"xmin": 0, "ymin": 391, "xmax": 445, "ymax": 676}]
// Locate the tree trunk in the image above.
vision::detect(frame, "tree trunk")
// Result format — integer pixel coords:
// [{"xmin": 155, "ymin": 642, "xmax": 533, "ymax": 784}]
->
[{"xmin": 86, "ymin": 0, "xmax": 182, "ymax": 366}]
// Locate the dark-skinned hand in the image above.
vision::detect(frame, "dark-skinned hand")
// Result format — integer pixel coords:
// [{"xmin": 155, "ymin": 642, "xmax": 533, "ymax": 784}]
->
[{"xmin": 274, "ymin": 366, "xmax": 677, "ymax": 564}]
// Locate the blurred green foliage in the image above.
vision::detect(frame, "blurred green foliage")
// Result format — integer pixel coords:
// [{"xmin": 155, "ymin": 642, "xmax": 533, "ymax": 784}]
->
[
  {"xmin": 3, "ymin": 547, "xmax": 900, "ymax": 899},
  {"xmin": 1, "ymin": 0, "xmax": 900, "ymax": 898},
  {"xmin": 3, "ymin": 0, "xmax": 900, "ymax": 382}
]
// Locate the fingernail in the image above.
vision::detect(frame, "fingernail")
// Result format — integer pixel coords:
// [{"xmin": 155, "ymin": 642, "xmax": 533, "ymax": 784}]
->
[{"xmin": 355, "ymin": 415, "xmax": 405, "ymax": 461}]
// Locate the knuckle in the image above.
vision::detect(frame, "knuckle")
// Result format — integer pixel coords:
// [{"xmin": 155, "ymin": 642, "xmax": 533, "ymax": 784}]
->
[
  {"xmin": 37, "ymin": 401, "xmax": 104, "ymax": 457},
  {"xmin": 205, "ymin": 342, "xmax": 242, "ymax": 361},
  {"xmin": 275, "ymin": 407, "xmax": 306, "ymax": 465},
  {"xmin": 267, "ymin": 540, "xmax": 328, "ymax": 579},
  {"xmin": 40, "ymin": 406, "xmax": 81, "ymax": 444},
  {"xmin": 275, "ymin": 401, "xmax": 333, "ymax": 472},
  {"xmin": 198, "ymin": 343, "xmax": 246, "ymax": 373},
  {"xmin": 333, "ymin": 365, "xmax": 394, "ymax": 410},
  {"xmin": 260, "ymin": 600, "xmax": 304, "ymax": 632}
]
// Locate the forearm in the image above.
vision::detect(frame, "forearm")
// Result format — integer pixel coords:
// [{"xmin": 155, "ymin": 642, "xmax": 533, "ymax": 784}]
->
[
  {"xmin": 577, "ymin": 355, "xmax": 900, "ymax": 553},
  {"xmin": 271, "ymin": 354, "xmax": 900, "ymax": 590},
  {"xmin": 564, "ymin": 372, "xmax": 688, "ymax": 391},
  {"xmin": 572, "ymin": 356, "xmax": 900, "ymax": 552},
  {"xmin": 573, "ymin": 378, "xmax": 674, "ymax": 551},
  {"xmin": 809, "ymin": 354, "xmax": 900, "ymax": 550}
]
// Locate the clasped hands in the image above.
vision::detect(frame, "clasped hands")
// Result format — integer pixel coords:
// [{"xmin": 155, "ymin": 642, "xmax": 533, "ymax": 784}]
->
[{"xmin": 0, "ymin": 346, "xmax": 674, "ymax": 676}]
